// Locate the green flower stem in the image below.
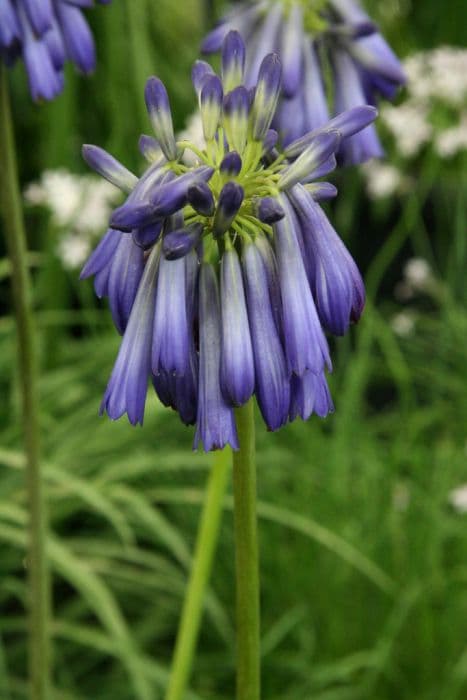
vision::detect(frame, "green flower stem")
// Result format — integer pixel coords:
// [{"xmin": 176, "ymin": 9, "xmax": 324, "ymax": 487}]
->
[
  {"xmin": 165, "ymin": 447, "xmax": 231, "ymax": 700},
  {"xmin": 233, "ymin": 399, "xmax": 260, "ymax": 700},
  {"xmin": 0, "ymin": 67, "xmax": 51, "ymax": 700}
]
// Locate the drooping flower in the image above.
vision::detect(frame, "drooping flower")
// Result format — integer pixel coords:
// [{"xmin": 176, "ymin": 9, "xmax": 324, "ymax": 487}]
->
[
  {"xmin": 201, "ymin": 0, "xmax": 405, "ymax": 163},
  {"xmin": 81, "ymin": 31, "xmax": 376, "ymax": 450},
  {"xmin": 0, "ymin": 0, "xmax": 111, "ymax": 102}
]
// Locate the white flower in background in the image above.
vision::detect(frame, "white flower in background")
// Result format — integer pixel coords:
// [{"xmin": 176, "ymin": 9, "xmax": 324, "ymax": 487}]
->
[
  {"xmin": 394, "ymin": 257, "xmax": 435, "ymax": 301},
  {"xmin": 381, "ymin": 102, "xmax": 432, "ymax": 158},
  {"xmin": 435, "ymin": 114, "xmax": 467, "ymax": 158},
  {"xmin": 24, "ymin": 169, "xmax": 120, "ymax": 269},
  {"xmin": 404, "ymin": 258, "xmax": 433, "ymax": 292},
  {"xmin": 57, "ymin": 234, "xmax": 92, "ymax": 269},
  {"xmin": 382, "ymin": 46, "xmax": 467, "ymax": 162},
  {"xmin": 449, "ymin": 484, "xmax": 467, "ymax": 514},
  {"xmin": 390, "ymin": 312, "xmax": 415, "ymax": 337},
  {"xmin": 361, "ymin": 160, "xmax": 405, "ymax": 199}
]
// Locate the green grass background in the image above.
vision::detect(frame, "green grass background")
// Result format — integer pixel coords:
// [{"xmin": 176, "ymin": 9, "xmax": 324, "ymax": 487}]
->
[{"xmin": 0, "ymin": 0, "xmax": 466, "ymax": 697}]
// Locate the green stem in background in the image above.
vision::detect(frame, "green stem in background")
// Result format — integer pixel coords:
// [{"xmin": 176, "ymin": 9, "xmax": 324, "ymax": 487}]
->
[
  {"xmin": 165, "ymin": 447, "xmax": 231, "ymax": 700},
  {"xmin": 0, "ymin": 67, "xmax": 51, "ymax": 700},
  {"xmin": 233, "ymin": 399, "xmax": 260, "ymax": 700}
]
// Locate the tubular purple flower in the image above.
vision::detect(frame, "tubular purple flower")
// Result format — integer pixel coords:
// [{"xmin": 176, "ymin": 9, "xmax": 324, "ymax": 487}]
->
[
  {"xmin": 242, "ymin": 242, "xmax": 290, "ymax": 431},
  {"xmin": 187, "ymin": 182, "xmax": 215, "ymax": 217},
  {"xmin": 139, "ymin": 135, "xmax": 161, "ymax": 163},
  {"xmin": 274, "ymin": 195, "xmax": 331, "ymax": 376},
  {"xmin": 201, "ymin": 0, "xmax": 405, "ymax": 164},
  {"xmin": 54, "ymin": 1, "xmax": 95, "ymax": 74},
  {"xmin": 222, "ymin": 30, "xmax": 246, "ymax": 91},
  {"xmin": 223, "ymin": 86, "xmax": 250, "ymax": 153},
  {"xmin": 284, "ymin": 105, "xmax": 378, "ymax": 159},
  {"xmin": 145, "ymin": 76, "xmax": 178, "ymax": 161},
  {"xmin": 220, "ymin": 248, "xmax": 255, "ymax": 406},
  {"xmin": 107, "ymin": 233, "xmax": 145, "ymax": 334},
  {"xmin": 82, "ymin": 145, "xmax": 138, "ymax": 193},
  {"xmin": 289, "ymin": 371, "xmax": 334, "ymax": 421},
  {"xmin": 280, "ymin": 3, "xmax": 303, "ymax": 98},
  {"xmin": 300, "ymin": 39, "xmax": 329, "ymax": 136},
  {"xmin": 192, "ymin": 59, "xmax": 215, "ymax": 97},
  {"xmin": 152, "ymin": 253, "xmax": 191, "ymax": 377},
  {"xmin": 255, "ymin": 197, "xmax": 285, "ymax": 224},
  {"xmin": 82, "ymin": 30, "xmax": 374, "ymax": 447},
  {"xmin": 200, "ymin": 74, "xmax": 223, "ymax": 141},
  {"xmin": 251, "ymin": 53, "xmax": 282, "ymax": 140},
  {"xmin": 194, "ymin": 264, "xmax": 239, "ymax": 451},
  {"xmin": 219, "ymin": 151, "xmax": 242, "ymax": 177},
  {"xmin": 278, "ymin": 131, "xmax": 341, "ymax": 190},
  {"xmin": 100, "ymin": 245, "xmax": 159, "ymax": 426},
  {"xmin": 213, "ymin": 181, "xmax": 244, "ymax": 236},
  {"xmin": 162, "ymin": 223, "xmax": 203, "ymax": 260},
  {"xmin": 332, "ymin": 48, "xmax": 383, "ymax": 163},
  {"xmin": 0, "ymin": 0, "xmax": 111, "ymax": 101},
  {"xmin": 290, "ymin": 184, "xmax": 365, "ymax": 334}
]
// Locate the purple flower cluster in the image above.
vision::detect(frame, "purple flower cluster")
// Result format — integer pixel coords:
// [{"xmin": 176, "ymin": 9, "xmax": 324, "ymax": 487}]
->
[
  {"xmin": 81, "ymin": 32, "xmax": 377, "ymax": 451},
  {"xmin": 0, "ymin": 0, "xmax": 111, "ymax": 101},
  {"xmin": 202, "ymin": 0, "xmax": 406, "ymax": 164}
]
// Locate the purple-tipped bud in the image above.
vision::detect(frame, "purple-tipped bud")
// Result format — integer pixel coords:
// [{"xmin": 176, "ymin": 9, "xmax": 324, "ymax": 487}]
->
[
  {"xmin": 163, "ymin": 223, "xmax": 203, "ymax": 260},
  {"xmin": 285, "ymin": 105, "xmax": 378, "ymax": 159},
  {"xmin": 278, "ymin": 131, "xmax": 341, "ymax": 190},
  {"xmin": 144, "ymin": 77, "xmax": 177, "ymax": 161},
  {"xmin": 305, "ymin": 182, "xmax": 338, "ymax": 201},
  {"xmin": 133, "ymin": 222, "xmax": 163, "ymax": 250},
  {"xmin": 263, "ymin": 129, "xmax": 279, "ymax": 154},
  {"xmin": 187, "ymin": 182, "xmax": 215, "ymax": 216},
  {"xmin": 256, "ymin": 197, "xmax": 285, "ymax": 224},
  {"xmin": 213, "ymin": 182, "xmax": 244, "ymax": 236},
  {"xmin": 221, "ymin": 30, "xmax": 246, "ymax": 91},
  {"xmin": 252, "ymin": 53, "xmax": 282, "ymax": 140},
  {"xmin": 138, "ymin": 134, "xmax": 161, "ymax": 163},
  {"xmin": 223, "ymin": 86, "xmax": 250, "ymax": 153},
  {"xmin": 219, "ymin": 151, "xmax": 242, "ymax": 177},
  {"xmin": 200, "ymin": 74, "xmax": 223, "ymax": 141},
  {"xmin": 82, "ymin": 145, "xmax": 138, "ymax": 194},
  {"xmin": 191, "ymin": 60, "xmax": 215, "ymax": 97}
]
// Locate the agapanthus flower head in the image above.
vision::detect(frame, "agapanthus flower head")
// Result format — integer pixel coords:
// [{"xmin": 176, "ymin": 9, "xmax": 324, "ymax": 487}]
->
[
  {"xmin": 202, "ymin": 0, "xmax": 406, "ymax": 164},
  {"xmin": 81, "ymin": 31, "xmax": 376, "ymax": 451},
  {"xmin": 0, "ymin": 0, "xmax": 111, "ymax": 102}
]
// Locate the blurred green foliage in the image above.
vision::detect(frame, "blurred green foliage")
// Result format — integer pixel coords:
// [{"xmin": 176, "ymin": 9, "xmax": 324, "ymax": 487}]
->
[{"xmin": 0, "ymin": 0, "xmax": 466, "ymax": 698}]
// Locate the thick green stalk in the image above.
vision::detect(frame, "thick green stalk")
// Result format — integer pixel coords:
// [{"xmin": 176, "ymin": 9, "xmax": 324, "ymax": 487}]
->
[
  {"xmin": 165, "ymin": 447, "xmax": 231, "ymax": 700},
  {"xmin": 0, "ymin": 67, "xmax": 51, "ymax": 700},
  {"xmin": 233, "ymin": 399, "xmax": 260, "ymax": 700}
]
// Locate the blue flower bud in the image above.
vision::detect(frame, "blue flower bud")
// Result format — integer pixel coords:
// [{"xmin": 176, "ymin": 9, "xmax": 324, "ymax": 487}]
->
[
  {"xmin": 256, "ymin": 197, "xmax": 285, "ymax": 224},
  {"xmin": 221, "ymin": 30, "xmax": 245, "ymax": 91},
  {"xmin": 252, "ymin": 53, "xmax": 282, "ymax": 140},
  {"xmin": 223, "ymin": 86, "xmax": 250, "ymax": 153},
  {"xmin": 278, "ymin": 131, "xmax": 341, "ymax": 190},
  {"xmin": 163, "ymin": 223, "xmax": 203, "ymax": 260},
  {"xmin": 187, "ymin": 182, "xmax": 215, "ymax": 216},
  {"xmin": 82, "ymin": 145, "xmax": 138, "ymax": 193},
  {"xmin": 200, "ymin": 74, "xmax": 223, "ymax": 141},
  {"xmin": 138, "ymin": 134, "xmax": 161, "ymax": 163},
  {"xmin": 219, "ymin": 151, "xmax": 242, "ymax": 177},
  {"xmin": 213, "ymin": 181, "xmax": 244, "ymax": 236},
  {"xmin": 191, "ymin": 59, "xmax": 215, "ymax": 97},
  {"xmin": 144, "ymin": 76, "xmax": 178, "ymax": 161}
]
